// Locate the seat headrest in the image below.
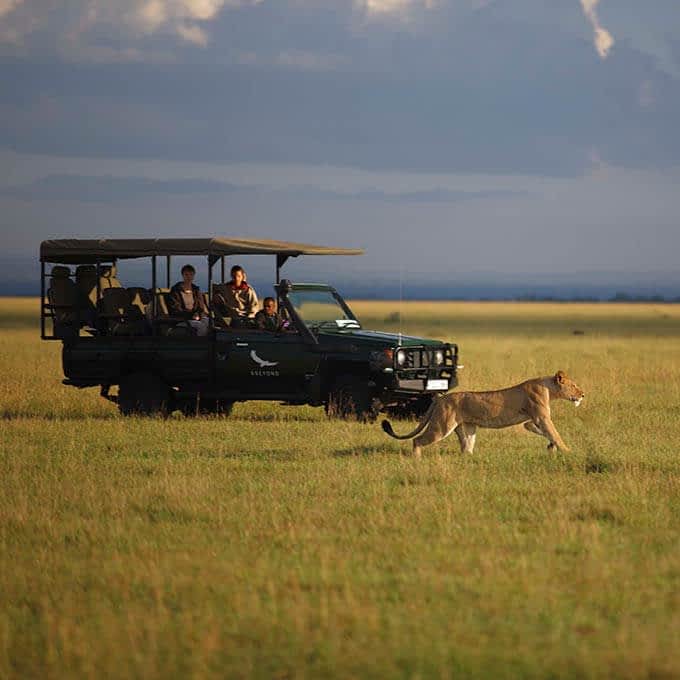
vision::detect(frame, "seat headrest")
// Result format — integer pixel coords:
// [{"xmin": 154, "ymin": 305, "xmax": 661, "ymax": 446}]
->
[
  {"xmin": 102, "ymin": 287, "xmax": 127, "ymax": 299},
  {"xmin": 100, "ymin": 265, "xmax": 117, "ymax": 278},
  {"xmin": 75, "ymin": 265, "xmax": 96, "ymax": 280},
  {"xmin": 51, "ymin": 265, "xmax": 71, "ymax": 278}
]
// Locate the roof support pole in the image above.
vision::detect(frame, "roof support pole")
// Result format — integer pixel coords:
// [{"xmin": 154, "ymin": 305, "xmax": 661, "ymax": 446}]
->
[
  {"xmin": 276, "ymin": 254, "xmax": 290, "ymax": 284},
  {"xmin": 96, "ymin": 259, "xmax": 101, "ymax": 326},
  {"xmin": 152, "ymin": 255, "xmax": 157, "ymax": 336},
  {"xmin": 166, "ymin": 255, "xmax": 171, "ymax": 288},
  {"xmin": 221, "ymin": 256, "xmax": 225, "ymax": 283},
  {"xmin": 207, "ymin": 255, "xmax": 214, "ymax": 327},
  {"xmin": 40, "ymin": 261, "xmax": 46, "ymax": 339}
]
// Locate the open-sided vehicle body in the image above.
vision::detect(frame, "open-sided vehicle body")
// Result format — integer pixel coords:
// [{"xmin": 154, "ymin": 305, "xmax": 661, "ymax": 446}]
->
[{"xmin": 40, "ymin": 237, "xmax": 459, "ymax": 419}]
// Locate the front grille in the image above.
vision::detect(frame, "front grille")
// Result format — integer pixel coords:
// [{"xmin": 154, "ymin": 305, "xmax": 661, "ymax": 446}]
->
[{"xmin": 397, "ymin": 345, "xmax": 456, "ymax": 374}]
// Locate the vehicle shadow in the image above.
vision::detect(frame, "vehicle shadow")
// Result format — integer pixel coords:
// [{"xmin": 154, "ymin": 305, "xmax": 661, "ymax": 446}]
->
[
  {"xmin": 225, "ymin": 413, "xmax": 323, "ymax": 423},
  {"xmin": 332, "ymin": 445, "xmax": 398, "ymax": 457},
  {"xmin": 1, "ymin": 409, "xmax": 119, "ymax": 421}
]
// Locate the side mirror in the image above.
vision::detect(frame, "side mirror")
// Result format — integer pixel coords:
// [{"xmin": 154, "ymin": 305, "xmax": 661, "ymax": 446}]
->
[{"xmin": 278, "ymin": 278, "xmax": 292, "ymax": 295}]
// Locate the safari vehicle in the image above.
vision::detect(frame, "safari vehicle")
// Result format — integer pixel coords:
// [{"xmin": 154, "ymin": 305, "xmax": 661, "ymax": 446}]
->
[{"xmin": 40, "ymin": 237, "xmax": 458, "ymax": 420}]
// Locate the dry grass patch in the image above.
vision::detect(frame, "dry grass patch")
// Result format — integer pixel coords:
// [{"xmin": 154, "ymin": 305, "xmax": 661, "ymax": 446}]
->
[{"xmin": 2, "ymin": 297, "xmax": 680, "ymax": 679}]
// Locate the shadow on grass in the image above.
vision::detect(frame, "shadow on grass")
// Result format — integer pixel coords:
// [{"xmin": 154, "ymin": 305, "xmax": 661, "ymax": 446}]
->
[
  {"xmin": 212, "ymin": 449, "xmax": 299, "ymax": 461},
  {"xmin": 332, "ymin": 445, "xmax": 398, "ymax": 457},
  {"xmin": 584, "ymin": 454, "xmax": 619, "ymax": 474},
  {"xmin": 1, "ymin": 409, "xmax": 118, "ymax": 421},
  {"xmin": 1, "ymin": 409, "xmax": 323, "ymax": 423},
  {"xmin": 571, "ymin": 504, "xmax": 624, "ymax": 526},
  {"xmin": 226, "ymin": 412, "xmax": 323, "ymax": 423}
]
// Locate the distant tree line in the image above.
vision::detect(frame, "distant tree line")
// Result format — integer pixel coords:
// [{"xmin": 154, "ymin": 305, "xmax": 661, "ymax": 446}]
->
[{"xmin": 513, "ymin": 292, "xmax": 680, "ymax": 303}]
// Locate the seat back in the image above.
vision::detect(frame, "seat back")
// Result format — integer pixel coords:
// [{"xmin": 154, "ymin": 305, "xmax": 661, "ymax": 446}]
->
[
  {"xmin": 48, "ymin": 266, "xmax": 77, "ymax": 321},
  {"xmin": 127, "ymin": 287, "xmax": 151, "ymax": 320},
  {"xmin": 75, "ymin": 265, "xmax": 98, "ymax": 311},
  {"xmin": 101, "ymin": 287, "xmax": 128, "ymax": 317},
  {"xmin": 151, "ymin": 287, "xmax": 171, "ymax": 317},
  {"xmin": 211, "ymin": 283, "xmax": 231, "ymax": 327},
  {"xmin": 100, "ymin": 264, "xmax": 122, "ymax": 290}
]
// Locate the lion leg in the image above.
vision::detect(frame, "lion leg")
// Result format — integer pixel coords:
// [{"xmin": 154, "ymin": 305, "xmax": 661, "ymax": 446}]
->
[
  {"xmin": 523, "ymin": 420, "xmax": 543, "ymax": 436},
  {"xmin": 412, "ymin": 415, "xmax": 457, "ymax": 458},
  {"xmin": 533, "ymin": 417, "xmax": 570, "ymax": 452},
  {"xmin": 524, "ymin": 420, "xmax": 556, "ymax": 451},
  {"xmin": 455, "ymin": 423, "xmax": 477, "ymax": 453}
]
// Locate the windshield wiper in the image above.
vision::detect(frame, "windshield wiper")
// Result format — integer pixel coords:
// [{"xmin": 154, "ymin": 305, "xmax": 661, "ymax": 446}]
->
[{"xmin": 309, "ymin": 320, "xmax": 360, "ymax": 331}]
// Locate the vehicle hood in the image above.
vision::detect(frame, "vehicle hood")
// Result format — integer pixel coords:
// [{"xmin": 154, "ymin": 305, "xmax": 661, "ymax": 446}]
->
[{"xmin": 317, "ymin": 328, "xmax": 446, "ymax": 348}]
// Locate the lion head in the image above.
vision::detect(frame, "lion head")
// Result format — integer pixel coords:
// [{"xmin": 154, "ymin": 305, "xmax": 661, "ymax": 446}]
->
[{"xmin": 553, "ymin": 370, "xmax": 585, "ymax": 406}]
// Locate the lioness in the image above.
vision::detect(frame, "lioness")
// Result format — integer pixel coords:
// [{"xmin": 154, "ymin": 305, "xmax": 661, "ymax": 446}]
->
[{"xmin": 382, "ymin": 371, "xmax": 584, "ymax": 457}]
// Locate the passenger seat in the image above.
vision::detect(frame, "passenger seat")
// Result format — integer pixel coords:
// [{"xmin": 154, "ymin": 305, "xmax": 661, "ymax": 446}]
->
[
  {"xmin": 127, "ymin": 287, "xmax": 152, "ymax": 321},
  {"xmin": 100, "ymin": 264, "xmax": 122, "ymax": 290},
  {"xmin": 47, "ymin": 266, "xmax": 77, "ymax": 337},
  {"xmin": 75, "ymin": 265, "xmax": 98, "ymax": 322}
]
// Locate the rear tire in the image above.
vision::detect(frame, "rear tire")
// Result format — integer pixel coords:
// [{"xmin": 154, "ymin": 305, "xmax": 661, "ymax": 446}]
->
[
  {"xmin": 326, "ymin": 376, "xmax": 379, "ymax": 423},
  {"xmin": 118, "ymin": 372, "xmax": 170, "ymax": 417},
  {"xmin": 179, "ymin": 397, "xmax": 234, "ymax": 418}
]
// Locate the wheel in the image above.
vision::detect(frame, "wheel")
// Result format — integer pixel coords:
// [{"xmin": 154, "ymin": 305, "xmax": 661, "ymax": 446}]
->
[
  {"xmin": 385, "ymin": 395, "xmax": 434, "ymax": 421},
  {"xmin": 118, "ymin": 372, "xmax": 170, "ymax": 416},
  {"xmin": 326, "ymin": 376, "xmax": 379, "ymax": 423},
  {"xmin": 179, "ymin": 397, "xmax": 234, "ymax": 418}
]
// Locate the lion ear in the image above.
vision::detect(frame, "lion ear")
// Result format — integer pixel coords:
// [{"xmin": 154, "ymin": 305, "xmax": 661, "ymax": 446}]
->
[{"xmin": 555, "ymin": 370, "xmax": 566, "ymax": 384}]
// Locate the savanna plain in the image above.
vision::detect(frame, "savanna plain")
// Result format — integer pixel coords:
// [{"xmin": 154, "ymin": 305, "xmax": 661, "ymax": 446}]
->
[{"xmin": 2, "ymin": 297, "xmax": 680, "ymax": 680}]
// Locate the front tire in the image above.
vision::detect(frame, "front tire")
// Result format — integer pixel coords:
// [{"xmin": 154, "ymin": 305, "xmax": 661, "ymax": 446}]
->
[
  {"xmin": 118, "ymin": 372, "xmax": 170, "ymax": 417},
  {"xmin": 385, "ymin": 395, "xmax": 434, "ymax": 421},
  {"xmin": 326, "ymin": 376, "xmax": 379, "ymax": 423}
]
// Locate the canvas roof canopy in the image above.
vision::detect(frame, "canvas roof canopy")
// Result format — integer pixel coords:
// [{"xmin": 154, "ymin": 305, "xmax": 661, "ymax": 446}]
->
[{"xmin": 40, "ymin": 238, "xmax": 364, "ymax": 263}]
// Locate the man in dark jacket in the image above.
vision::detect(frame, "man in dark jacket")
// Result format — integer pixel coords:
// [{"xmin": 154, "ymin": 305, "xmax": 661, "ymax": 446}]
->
[{"xmin": 168, "ymin": 264, "xmax": 209, "ymax": 335}]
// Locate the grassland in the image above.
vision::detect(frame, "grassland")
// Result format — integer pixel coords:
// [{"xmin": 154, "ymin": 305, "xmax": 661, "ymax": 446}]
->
[{"xmin": 2, "ymin": 297, "xmax": 680, "ymax": 679}]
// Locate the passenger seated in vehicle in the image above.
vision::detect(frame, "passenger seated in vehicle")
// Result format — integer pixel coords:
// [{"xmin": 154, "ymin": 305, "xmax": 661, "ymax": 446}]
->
[
  {"xmin": 254, "ymin": 297, "xmax": 287, "ymax": 332},
  {"xmin": 212, "ymin": 265, "xmax": 258, "ymax": 328},
  {"xmin": 168, "ymin": 264, "xmax": 209, "ymax": 336}
]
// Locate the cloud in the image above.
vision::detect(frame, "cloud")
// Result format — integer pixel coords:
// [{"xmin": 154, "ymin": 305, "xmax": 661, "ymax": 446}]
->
[
  {"xmin": 580, "ymin": 0, "xmax": 614, "ymax": 59},
  {"xmin": 275, "ymin": 49, "xmax": 348, "ymax": 71},
  {"xmin": 0, "ymin": 172, "xmax": 529, "ymax": 204},
  {"xmin": 0, "ymin": 0, "xmax": 22, "ymax": 18},
  {"xmin": 356, "ymin": 0, "xmax": 437, "ymax": 20},
  {"xmin": 0, "ymin": 0, "xmax": 262, "ymax": 55}
]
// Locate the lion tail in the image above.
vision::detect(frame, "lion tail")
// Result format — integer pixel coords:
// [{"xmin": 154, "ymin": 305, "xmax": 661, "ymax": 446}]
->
[{"xmin": 381, "ymin": 399, "xmax": 437, "ymax": 441}]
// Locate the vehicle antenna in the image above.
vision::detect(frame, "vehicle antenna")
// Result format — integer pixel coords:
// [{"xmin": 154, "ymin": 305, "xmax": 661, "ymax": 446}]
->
[{"xmin": 399, "ymin": 259, "xmax": 403, "ymax": 345}]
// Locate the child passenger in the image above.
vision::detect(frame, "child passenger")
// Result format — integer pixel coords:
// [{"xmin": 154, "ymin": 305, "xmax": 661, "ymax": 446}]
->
[{"xmin": 254, "ymin": 297, "xmax": 284, "ymax": 332}]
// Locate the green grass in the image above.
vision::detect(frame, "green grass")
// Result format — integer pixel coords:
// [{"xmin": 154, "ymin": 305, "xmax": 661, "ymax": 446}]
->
[{"xmin": 2, "ymin": 297, "xmax": 680, "ymax": 679}]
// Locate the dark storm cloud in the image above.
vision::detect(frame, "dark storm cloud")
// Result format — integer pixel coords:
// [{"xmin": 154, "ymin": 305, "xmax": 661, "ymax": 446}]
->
[{"xmin": 0, "ymin": 2, "xmax": 679, "ymax": 176}]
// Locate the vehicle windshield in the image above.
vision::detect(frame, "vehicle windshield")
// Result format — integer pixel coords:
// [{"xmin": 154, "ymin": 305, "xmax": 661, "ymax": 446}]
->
[{"xmin": 287, "ymin": 289, "xmax": 360, "ymax": 330}]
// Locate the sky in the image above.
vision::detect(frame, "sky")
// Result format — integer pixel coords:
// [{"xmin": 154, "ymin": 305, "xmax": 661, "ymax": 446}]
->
[{"xmin": 1, "ymin": 1, "xmax": 680, "ymax": 297}]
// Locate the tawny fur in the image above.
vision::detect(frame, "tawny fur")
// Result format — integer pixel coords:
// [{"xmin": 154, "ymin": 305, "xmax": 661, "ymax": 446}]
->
[{"xmin": 382, "ymin": 371, "xmax": 584, "ymax": 458}]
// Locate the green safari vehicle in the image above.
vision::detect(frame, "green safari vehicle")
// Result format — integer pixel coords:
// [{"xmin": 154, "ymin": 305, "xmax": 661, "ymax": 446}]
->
[{"xmin": 40, "ymin": 237, "xmax": 459, "ymax": 420}]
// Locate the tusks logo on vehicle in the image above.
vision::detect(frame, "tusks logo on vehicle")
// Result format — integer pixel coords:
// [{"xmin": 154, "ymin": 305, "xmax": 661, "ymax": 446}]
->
[{"xmin": 250, "ymin": 350, "xmax": 278, "ymax": 368}]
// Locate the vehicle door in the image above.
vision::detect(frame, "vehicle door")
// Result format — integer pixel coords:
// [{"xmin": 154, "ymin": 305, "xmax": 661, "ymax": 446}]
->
[{"xmin": 215, "ymin": 329, "xmax": 319, "ymax": 398}]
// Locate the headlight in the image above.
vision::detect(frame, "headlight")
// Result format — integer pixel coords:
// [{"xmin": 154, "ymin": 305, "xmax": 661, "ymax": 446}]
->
[
  {"xmin": 396, "ymin": 350, "xmax": 406, "ymax": 366},
  {"xmin": 434, "ymin": 350, "xmax": 444, "ymax": 365}
]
